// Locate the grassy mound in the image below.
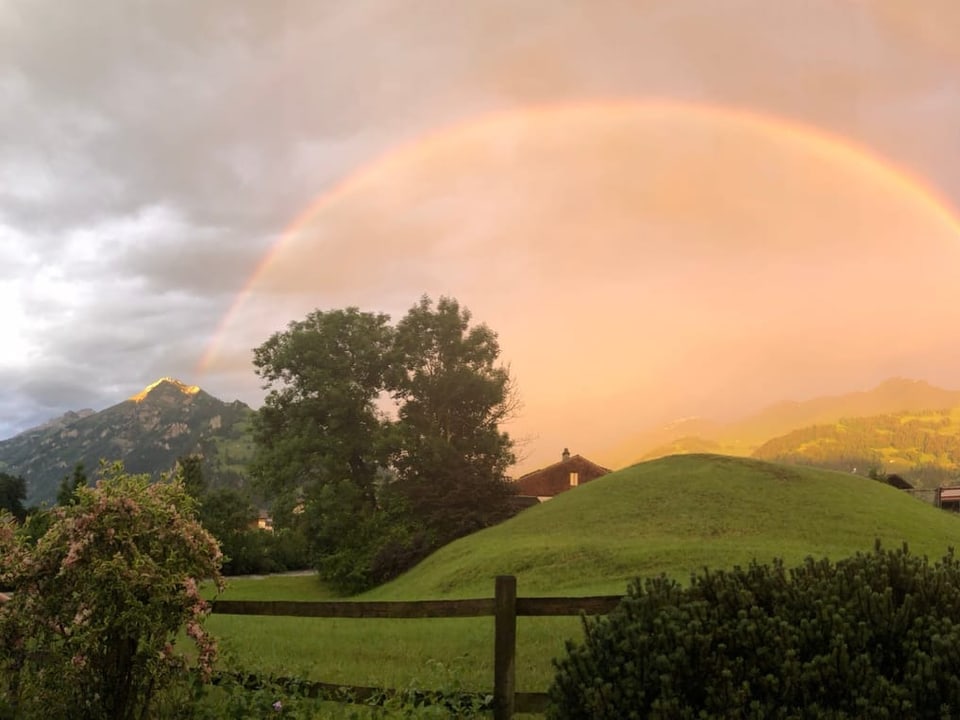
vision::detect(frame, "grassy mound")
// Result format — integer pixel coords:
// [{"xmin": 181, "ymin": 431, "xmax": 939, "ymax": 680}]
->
[
  {"xmin": 365, "ymin": 454, "xmax": 960, "ymax": 599},
  {"xmin": 209, "ymin": 454, "xmax": 960, "ymax": 694}
]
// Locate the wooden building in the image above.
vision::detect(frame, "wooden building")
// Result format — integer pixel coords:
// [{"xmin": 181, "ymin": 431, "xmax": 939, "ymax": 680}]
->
[{"xmin": 514, "ymin": 448, "xmax": 612, "ymax": 500}]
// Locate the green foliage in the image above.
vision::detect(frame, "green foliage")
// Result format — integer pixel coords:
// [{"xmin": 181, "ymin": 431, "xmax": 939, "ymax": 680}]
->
[
  {"xmin": 198, "ymin": 485, "xmax": 251, "ymax": 538},
  {"xmin": 549, "ymin": 543, "xmax": 960, "ymax": 719},
  {"xmin": 389, "ymin": 296, "xmax": 517, "ymax": 543},
  {"xmin": 179, "ymin": 454, "xmax": 207, "ymax": 499},
  {"xmin": 199, "ymin": 486, "xmax": 259, "ymax": 572},
  {"xmin": 304, "ymin": 480, "xmax": 384, "ymax": 592},
  {"xmin": 0, "ymin": 472, "xmax": 26, "ymax": 522},
  {"xmin": 189, "ymin": 452, "xmax": 310, "ymax": 576},
  {"xmin": 251, "ymin": 297, "xmax": 516, "ymax": 593},
  {"xmin": 252, "ymin": 307, "xmax": 394, "ymax": 501},
  {"xmin": 185, "ymin": 655, "xmax": 493, "ymax": 719},
  {"xmin": 0, "ymin": 462, "xmax": 224, "ymax": 720},
  {"xmin": 297, "ymin": 480, "xmax": 423, "ymax": 593},
  {"xmin": 252, "ymin": 306, "xmax": 393, "ymax": 592},
  {"xmin": 13, "ymin": 506, "xmax": 53, "ymax": 548},
  {"xmin": 56, "ymin": 462, "xmax": 88, "ymax": 506}
]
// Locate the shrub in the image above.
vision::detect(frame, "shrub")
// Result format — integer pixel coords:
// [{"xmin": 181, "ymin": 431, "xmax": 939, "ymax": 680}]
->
[
  {"xmin": 0, "ymin": 462, "xmax": 224, "ymax": 720},
  {"xmin": 549, "ymin": 542, "xmax": 960, "ymax": 719},
  {"xmin": 368, "ymin": 526, "xmax": 435, "ymax": 587}
]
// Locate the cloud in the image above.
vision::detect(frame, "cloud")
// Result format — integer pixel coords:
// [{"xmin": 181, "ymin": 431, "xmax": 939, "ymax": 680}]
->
[{"xmin": 1, "ymin": 0, "xmax": 959, "ymax": 477}]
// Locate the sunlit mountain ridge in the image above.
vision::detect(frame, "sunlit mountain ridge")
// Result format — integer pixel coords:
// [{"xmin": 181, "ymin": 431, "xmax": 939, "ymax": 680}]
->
[
  {"xmin": 0, "ymin": 378, "xmax": 254, "ymax": 506},
  {"xmin": 605, "ymin": 378, "xmax": 960, "ymax": 474},
  {"xmin": 752, "ymin": 407, "xmax": 960, "ymax": 487}
]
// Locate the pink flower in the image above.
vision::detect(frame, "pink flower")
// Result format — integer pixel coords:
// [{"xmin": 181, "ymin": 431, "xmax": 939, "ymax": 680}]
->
[{"xmin": 183, "ymin": 577, "xmax": 199, "ymax": 598}]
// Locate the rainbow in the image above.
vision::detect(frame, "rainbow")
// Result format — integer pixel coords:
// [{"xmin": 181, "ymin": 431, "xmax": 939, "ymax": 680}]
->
[{"xmin": 197, "ymin": 98, "xmax": 960, "ymax": 374}]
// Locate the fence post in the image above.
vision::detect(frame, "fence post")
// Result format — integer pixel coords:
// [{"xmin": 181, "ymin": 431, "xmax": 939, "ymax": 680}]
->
[{"xmin": 494, "ymin": 575, "xmax": 517, "ymax": 720}]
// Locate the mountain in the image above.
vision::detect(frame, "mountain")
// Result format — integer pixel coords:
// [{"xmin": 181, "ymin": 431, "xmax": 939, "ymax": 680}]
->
[
  {"xmin": 752, "ymin": 407, "xmax": 960, "ymax": 487},
  {"xmin": 0, "ymin": 378, "xmax": 255, "ymax": 506},
  {"xmin": 722, "ymin": 378, "xmax": 960, "ymax": 449},
  {"xmin": 605, "ymin": 378, "xmax": 960, "ymax": 467}
]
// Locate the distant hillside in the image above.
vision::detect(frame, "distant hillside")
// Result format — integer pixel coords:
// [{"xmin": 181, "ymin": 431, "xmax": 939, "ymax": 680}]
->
[
  {"xmin": 365, "ymin": 454, "xmax": 960, "ymax": 599},
  {"xmin": 0, "ymin": 378, "xmax": 255, "ymax": 505},
  {"xmin": 752, "ymin": 407, "xmax": 960, "ymax": 487},
  {"xmin": 639, "ymin": 435, "xmax": 723, "ymax": 460},
  {"xmin": 724, "ymin": 378, "xmax": 960, "ymax": 448},
  {"xmin": 607, "ymin": 378, "xmax": 960, "ymax": 466}
]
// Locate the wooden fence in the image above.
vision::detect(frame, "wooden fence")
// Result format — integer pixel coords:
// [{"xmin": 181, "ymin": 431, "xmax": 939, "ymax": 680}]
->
[{"xmin": 211, "ymin": 575, "xmax": 624, "ymax": 719}]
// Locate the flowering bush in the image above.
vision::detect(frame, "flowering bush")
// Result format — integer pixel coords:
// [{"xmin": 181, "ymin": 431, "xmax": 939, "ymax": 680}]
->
[{"xmin": 0, "ymin": 462, "xmax": 224, "ymax": 720}]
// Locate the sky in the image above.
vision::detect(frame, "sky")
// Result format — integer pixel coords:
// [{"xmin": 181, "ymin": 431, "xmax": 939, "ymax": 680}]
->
[{"xmin": 3, "ymin": 0, "xmax": 960, "ymax": 472}]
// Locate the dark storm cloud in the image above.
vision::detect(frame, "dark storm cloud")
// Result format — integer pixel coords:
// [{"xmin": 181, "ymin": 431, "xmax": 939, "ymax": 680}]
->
[
  {"xmin": 0, "ymin": 289, "xmax": 226, "ymax": 439},
  {"xmin": 1, "ymin": 364, "xmax": 119, "ymax": 440},
  {"xmin": 27, "ymin": 281, "xmax": 223, "ymax": 368},
  {"xmin": 4, "ymin": 4, "xmax": 356, "ymax": 228},
  {"xmin": 0, "ymin": 0, "xmax": 515, "ymax": 234},
  {"xmin": 111, "ymin": 223, "xmax": 269, "ymax": 296}
]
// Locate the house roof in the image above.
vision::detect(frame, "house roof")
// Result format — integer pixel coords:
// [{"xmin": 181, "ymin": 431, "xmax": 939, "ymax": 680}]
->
[
  {"xmin": 515, "ymin": 454, "xmax": 612, "ymax": 482},
  {"xmin": 514, "ymin": 453, "xmax": 612, "ymax": 497}
]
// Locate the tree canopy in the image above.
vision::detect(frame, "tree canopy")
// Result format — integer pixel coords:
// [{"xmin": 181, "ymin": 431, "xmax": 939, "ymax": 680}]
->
[
  {"xmin": 389, "ymin": 296, "xmax": 517, "ymax": 539},
  {"xmin": 252, "ymin": 307, "xmax": 394, "ymax": 502},
  {"xmin": 0, "ymin": 472, "xmax": 26, "ymax": 522},
  {"xmin": 56, "ymin": 462, "xmax": 88, "ymax": 507},
  {"xmin": 251, "ymin": 296, "xmax": 517, "ymax": 592}
]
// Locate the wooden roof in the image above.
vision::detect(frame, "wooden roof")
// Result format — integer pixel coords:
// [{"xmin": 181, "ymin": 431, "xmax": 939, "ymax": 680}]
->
[{"xmin": 514, "ymin": 453, "xmax": 612, "ymax": 497}]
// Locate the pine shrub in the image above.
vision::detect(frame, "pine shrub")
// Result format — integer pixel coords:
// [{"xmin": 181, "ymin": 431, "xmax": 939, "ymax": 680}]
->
[{"xmin": 549, "ymin": 543, "xmax": 960, "ymax": 719}]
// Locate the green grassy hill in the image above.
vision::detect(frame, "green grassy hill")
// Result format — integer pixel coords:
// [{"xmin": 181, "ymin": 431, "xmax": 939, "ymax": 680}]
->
[
  {"xmin": 210, "ymin": 453, "xmax": 960, "ymax": 694},
  {"xmin": 365, "ymin": 454, "xmax": 960, "ymax": 600}
]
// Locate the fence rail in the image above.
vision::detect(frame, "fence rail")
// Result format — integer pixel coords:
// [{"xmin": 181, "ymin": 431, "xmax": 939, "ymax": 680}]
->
[{"xmin": 211, "ymin": 576, "xmax": 624, "ymax": 719}]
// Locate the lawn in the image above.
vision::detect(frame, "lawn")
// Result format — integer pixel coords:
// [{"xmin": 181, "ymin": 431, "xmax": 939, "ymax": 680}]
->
[
  {"xmin": 204, "ymin": 574, "xmax": 569, "ymax": 717},
  {"xmin": 203, "ymin": 454, "xmax": 960, "ymax": 707}
]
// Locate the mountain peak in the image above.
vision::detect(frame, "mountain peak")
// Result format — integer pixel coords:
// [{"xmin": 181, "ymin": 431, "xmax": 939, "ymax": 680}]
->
[
  {"xmin": 2, "ymin": 380, "xmax": 253, "ymax": 506},
  {"xmin": 873, "ymin": 377, "xmax": 934, "ymax": 391},
  {"xmin": 129, "ymin": 377, "xmax": 201, "ymax": 403}
]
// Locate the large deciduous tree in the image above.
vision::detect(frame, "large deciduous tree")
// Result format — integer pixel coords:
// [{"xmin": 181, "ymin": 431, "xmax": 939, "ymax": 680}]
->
[
  {"xmin": 251, "ymin": 307, "xmax": 395, "ymax": 590},
  {"xmin": 250, "ymin": 297, "xmax": 517, "ymax": 592},
  {"xmin": 389, "ymin": 296, "xmax": 517, "ymax": 541},
  {"xmin": 251, "ymin": 307, "xmax": 394, "ymax": 501}
]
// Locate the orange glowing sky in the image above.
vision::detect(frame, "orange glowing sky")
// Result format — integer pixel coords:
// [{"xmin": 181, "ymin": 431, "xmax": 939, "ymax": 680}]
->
[{"xmin": 201, "ymin": 101, "xmax": 960, "ymax": 472}]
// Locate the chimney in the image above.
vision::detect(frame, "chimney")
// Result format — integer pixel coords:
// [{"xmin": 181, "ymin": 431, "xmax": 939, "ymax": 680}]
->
[{"xmin": 562, "ymin": 448, "xmax": 570, "ymax": 462}]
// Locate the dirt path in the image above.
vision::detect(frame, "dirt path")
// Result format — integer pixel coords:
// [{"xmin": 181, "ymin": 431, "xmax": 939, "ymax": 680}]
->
[{"xmin": 224, "ymin": 569, "xmax": 317, "ymax": 581}]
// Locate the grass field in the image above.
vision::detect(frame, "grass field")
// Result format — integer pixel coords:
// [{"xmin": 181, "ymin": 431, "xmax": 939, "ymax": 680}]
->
[{"xmin": 206, "ymin": 454, "xmax": 960, "ymax": 702}]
